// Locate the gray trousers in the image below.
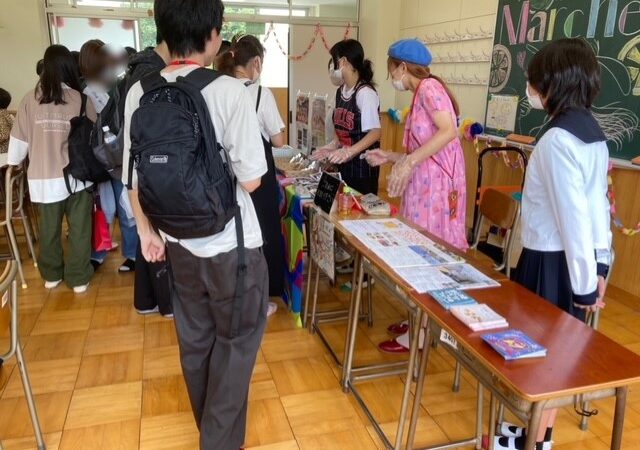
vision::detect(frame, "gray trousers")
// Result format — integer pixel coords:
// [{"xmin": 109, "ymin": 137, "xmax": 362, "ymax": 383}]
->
[{"xmin": 167, "ymin": 242, "xmax": 268, "ymax": 450}]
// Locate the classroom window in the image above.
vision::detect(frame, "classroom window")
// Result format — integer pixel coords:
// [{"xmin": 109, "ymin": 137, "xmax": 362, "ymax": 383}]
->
[{"xmin": 51, "ymin": 16, "xmax": 138, "ymax": 51}]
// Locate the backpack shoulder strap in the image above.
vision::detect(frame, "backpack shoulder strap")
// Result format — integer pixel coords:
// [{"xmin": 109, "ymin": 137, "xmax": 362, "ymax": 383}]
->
[
  {"xmin": 140, "ymin": 70, "xmax": 165, "ymax": 94},
  {"xmin": 256, "ymin": 85, "xmax": 262, "ymax": 113},
  {"xmin": 183, "ymin": 67, "xmax": 223, "ymax": 91}
]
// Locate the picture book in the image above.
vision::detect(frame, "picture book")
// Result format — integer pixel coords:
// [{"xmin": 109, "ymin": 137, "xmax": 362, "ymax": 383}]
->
[
  {"xmin": 428, "ymin": 288, "xmax": 478, "ymax": 310},
  {"xmin": 450, "ymin": 304, "xmax": 508, "ymax": 331},
  {"xmin": 359, "ymin": 193, "xmax": 391, "ymax": 216},
  {"xmin": 482, "ymin": 330, "xmax": 547, "ymax": 360}
]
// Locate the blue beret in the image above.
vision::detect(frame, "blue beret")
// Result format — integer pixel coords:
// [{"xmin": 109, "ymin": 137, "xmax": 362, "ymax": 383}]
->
[{"xmin": 387, "ymin": 39, "xmax": 432, "ymax": 66}]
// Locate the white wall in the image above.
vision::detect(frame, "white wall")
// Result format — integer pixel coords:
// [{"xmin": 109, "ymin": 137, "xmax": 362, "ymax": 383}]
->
[
  {"xmin": 0, "ymin": 0, "xmax": 50, "ymax": 109},
  {"xmin": 359, "ymin": 0, "xmax": 401, "ymax": 110},
  {"xmin": 398, "ymin": 0, "xmax": 498, "ymax": 123},
  {"xmin": 289, "ymin": 24, "xmax": 356, "ymax": 146}
]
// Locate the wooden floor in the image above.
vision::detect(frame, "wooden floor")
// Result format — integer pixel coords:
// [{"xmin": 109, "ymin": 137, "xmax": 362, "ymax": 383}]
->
[{"xmin": 2, "ymin": 245, "xmax": 640, "ymax": 449}]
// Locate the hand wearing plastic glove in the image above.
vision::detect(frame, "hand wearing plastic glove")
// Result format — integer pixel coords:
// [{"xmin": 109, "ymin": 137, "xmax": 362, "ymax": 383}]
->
[
  {"xmin": 327, "ymin": 147, "xmax": 354, "ymax": 164},
  {"xmin": 364, "ymin": 149, "xmax": 399, "ymax": 167},
  {"xmin": 388, "ymin": 155, "xmax": 416, "ymax": 198}
]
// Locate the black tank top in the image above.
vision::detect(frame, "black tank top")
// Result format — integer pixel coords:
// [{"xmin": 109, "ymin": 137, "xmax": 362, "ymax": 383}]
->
[{"xmin": 333, "ymin": 83, "xmax": 380, "ymax": 189}]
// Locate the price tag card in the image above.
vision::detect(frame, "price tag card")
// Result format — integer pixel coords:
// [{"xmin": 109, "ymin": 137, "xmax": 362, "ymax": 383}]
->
[{"xmin": 440, "ymin": 329, "xmax": 458, "ymax": 349}]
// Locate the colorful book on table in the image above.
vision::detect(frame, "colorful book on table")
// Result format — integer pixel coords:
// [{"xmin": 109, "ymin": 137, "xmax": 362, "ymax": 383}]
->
[
  {"xmin": 428, "ymin": 288, "xmax": 477, "ymax": 310},
  {"xmin": 481, "ymin": 330, "xmax": 547, "ymax": 360},
  {"xmin": 450, "ymin": 304, "xmax": 508, "ymax": 331}
]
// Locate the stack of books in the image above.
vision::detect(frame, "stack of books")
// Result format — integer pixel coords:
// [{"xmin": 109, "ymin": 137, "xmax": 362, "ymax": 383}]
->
[
  {"xmin": 450, "ymin": 304, "xmax": 509, "ymax": 331},
  {"xmin": 482, "ymin": 330, "xmax": 548, "ymax": 360}
]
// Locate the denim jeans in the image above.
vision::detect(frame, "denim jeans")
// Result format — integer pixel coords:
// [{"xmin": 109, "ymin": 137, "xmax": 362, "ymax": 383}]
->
[{"xmin": 91, "ymin": 178, "xmax": 138, "ymax": 262}]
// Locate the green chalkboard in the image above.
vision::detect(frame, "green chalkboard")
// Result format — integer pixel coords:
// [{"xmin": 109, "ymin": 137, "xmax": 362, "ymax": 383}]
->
[{"xmin": 485, "ymin": 0, "xmax": 640, "ymax": 162}]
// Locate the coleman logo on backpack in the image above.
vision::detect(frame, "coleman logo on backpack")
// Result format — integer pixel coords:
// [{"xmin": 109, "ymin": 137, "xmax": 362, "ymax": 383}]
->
[{"xmin": 150, "ymin": 155, "xmax": 168, "ymax": 164}]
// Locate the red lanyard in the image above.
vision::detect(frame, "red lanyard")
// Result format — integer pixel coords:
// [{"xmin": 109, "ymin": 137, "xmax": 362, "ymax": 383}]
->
[{"xmin": 168, "ymin": 60, "xmax": 201, "ymax": 67}]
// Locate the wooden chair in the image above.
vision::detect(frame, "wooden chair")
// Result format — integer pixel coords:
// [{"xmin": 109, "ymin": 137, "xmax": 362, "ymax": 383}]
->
[
  {"xmin": 0, "ymin": 260, "xmax": 45, "ymax": 450},
  {"xmin": 471, "ymin": 187, "xmax": 521, "ymax": 278},
  {"xmin": 2, "ymin": 166, "xmax": 37, "ymax": 289}
]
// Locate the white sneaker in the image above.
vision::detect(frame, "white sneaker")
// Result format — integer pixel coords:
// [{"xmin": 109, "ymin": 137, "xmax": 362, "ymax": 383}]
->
[
  {"xmin": 44, "ymin": 280, "xmax": 62, "ymax": 289},
  {"xmin": 73, "ymin": 283, "xmax": 89, "ymax": 294},
  {"xmin": 500, "ymin": 422, "xmax": 524, "ymax": 438},
  {"xmin": 267, "ymin": 301, "xmax": 278, "ymax": 317},
  {"xmin": 136, "ymin": 306, "xmax": 159, "ymax": 315},
  {"xmin": 335, "ymin": 247, "xmax": 351, "ymax": 264}
]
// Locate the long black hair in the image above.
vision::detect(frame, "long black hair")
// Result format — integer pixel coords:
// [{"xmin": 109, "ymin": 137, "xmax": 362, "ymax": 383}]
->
[
  {"xmin": 37, "ymin": 45, "xmax": 82, "ymax": 105},
  {"xmin": 329, "ymin": 39, "xmax": 375, "ymax": 87}
]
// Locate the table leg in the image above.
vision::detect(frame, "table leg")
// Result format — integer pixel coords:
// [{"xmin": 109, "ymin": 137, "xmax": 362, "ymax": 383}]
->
[
  {"xmin": 611, "ymin": 386, "xmax": 628, "ymax": 450},
  {"xmin": 341, "ymin": 254, "xmax": 363, "ymax": 392},
  {"xmin": 488, "ymin": 394, "xmax": 497, "ymax": 450},
  {"xmin": 394, "ymin": 310, "xmax": 423, "ymax": 450},
  {"xmin": 524, "ymin": 402, "xmax": 545, "ymax": 450},
  {"xmin": 475, "ymin": 383, "xmax": 484, "ymax": 450},
  {"xmin": 309, "ymin": 262, "xmax": 321, "ymax": 333},
  {"xmin": 303, "ymin": 256, "xmax": 314, "ymax": 329},
  {"xmin": 405, "ymin": 318, "xmax": 431, "ymax": 450}
]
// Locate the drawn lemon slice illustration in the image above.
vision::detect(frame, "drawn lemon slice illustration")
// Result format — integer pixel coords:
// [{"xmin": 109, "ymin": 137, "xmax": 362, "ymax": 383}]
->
[
  {"xmin": 489, "ymin": 44, "xmax": 512, "ymax": 93},
  {"xmin": 618, "ymin": 35, "xmax": 640, "ymax": 96}
]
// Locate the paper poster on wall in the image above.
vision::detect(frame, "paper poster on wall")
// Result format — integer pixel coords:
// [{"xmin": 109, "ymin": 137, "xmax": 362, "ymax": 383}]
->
[
  {"xmin": 296, "ymin": 91, "xmax": 310, "ymax": 151},
  {"xmin": 311, "ymin": 94, "xmax": 328, "ymax": 151},
  {"xmin": 310, "ymin": 210, "xmax": 335, "ymax": 281},
  {"xmin": 485, "ymin": 94, "xmax": 519, "ymax": 134}
]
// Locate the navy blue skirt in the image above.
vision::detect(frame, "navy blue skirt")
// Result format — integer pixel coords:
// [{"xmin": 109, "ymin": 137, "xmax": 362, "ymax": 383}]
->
[{"xmin": 514, "ymin": 248, "xmax": 585, "ymax": 321}]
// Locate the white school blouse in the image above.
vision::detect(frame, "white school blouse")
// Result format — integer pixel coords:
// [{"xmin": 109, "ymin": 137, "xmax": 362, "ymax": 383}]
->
[{"xmin": 521, "ymin": 111, "xmax": 612, "ymax": 304}]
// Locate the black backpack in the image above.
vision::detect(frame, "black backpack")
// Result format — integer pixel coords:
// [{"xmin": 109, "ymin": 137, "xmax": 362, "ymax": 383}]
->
[
  {"xmin": 91, "ymin": 82, "xmax": 126, "ymax": 180},
  {"xmin": 128, "ymin": 68, "xmax": 247, "ymax": 337},
  {"xmin": 65, "ymin": 94, "xmax": 111, "ymax": 193}
]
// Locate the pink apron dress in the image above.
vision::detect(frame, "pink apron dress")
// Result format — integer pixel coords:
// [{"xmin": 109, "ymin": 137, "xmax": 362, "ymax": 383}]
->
[{"xmin": 401, "ymin": 77, "xmax": 468, "ymax": 251}]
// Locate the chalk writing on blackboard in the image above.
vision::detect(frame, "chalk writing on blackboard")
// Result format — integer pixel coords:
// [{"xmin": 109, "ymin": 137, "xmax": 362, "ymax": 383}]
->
[{"xmin": 487, "ymin": 0, "xmax": 640, "ymax": 162}]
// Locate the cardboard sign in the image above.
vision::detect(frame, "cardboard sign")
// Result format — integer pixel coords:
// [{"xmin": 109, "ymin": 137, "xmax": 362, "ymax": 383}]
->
[{"xmin": 314, "ymin": 172, "xmax": 341, "ymax": 214}]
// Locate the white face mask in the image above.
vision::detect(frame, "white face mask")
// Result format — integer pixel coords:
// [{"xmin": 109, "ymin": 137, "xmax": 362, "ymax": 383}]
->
[
  {"xmin": 330, "ymin": 67, "xmax": 344, "ymax": 87},
  {"xmin": 526, "ymin": 83, "xmax": 544, "ymax": 110},
  {"xmin": 392, "ymin": 73, "xmax": 407, "ymax": 91}
]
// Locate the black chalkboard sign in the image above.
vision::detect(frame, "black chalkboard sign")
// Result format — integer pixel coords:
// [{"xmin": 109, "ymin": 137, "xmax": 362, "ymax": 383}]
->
[
  {"xmin": 314, "ymin": 172, "xmax": 341, "ymax": 214},
  {"xmin": 486, "ymin": 0, "xmax": 640, "ymax": 162}
]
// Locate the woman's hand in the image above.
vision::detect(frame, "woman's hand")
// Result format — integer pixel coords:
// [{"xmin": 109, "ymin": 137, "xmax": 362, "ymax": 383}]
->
[
  {"xmin": 327, "ymin": 147, "xmax": 354, "ymax": 164},
  {"xmin": 309, "ymin": 147, "xmax": 332, "ymax": 161},
  {"xmin": 364, "ymin": 149, "xmax": 395, "ymax": 167},
  {"xmin": 574, "ymin": 275, "xmax": 607, "ymax": 313},
  {"xmin": 388, "ymin": 155, "xmax": 415, "ymax": 198}
]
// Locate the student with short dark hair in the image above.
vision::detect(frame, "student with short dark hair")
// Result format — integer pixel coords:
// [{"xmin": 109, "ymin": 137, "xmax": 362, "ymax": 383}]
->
[
  {"xmin": 311, "ymin": 39, "xmax": 382, "ymax": 195},
  {"xmin": 0, "ymin": 88, "xmax": 13, "ymax": 154},
  {"xmin": 122, "ymin": 1, "xmax": 268, "ymax": 448},
  {"xmin": 491, "ymin": 38, "xmax": 611, "ymax": 450},
  {"xmin": 8, "ymin": 45, "xmax": 96, "ymax": 293}
]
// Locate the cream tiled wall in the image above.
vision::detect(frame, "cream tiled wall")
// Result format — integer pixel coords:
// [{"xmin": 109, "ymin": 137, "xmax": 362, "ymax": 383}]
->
[{"xmin": 397, "ymin": 0, "xmax": 498, "ymax": 124}]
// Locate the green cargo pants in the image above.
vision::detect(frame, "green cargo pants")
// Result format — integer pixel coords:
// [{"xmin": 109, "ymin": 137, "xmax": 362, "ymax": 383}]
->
[{"xmin": 37, "ymin": 189, "xmax": 94, "ymax": 288}]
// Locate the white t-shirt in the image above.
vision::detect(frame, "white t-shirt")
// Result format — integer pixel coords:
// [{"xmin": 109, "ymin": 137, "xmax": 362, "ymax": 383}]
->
[
  {"xmin": 340, "ymin": 84, "xmax": 381, "ymax": 132},
  {"xmin": 122, "ymin": 66, "xmax": 267, "ymax": 257},
  {"xmin": 239, "ymin": 79, "xmax": 285, "ymax": 142}
]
